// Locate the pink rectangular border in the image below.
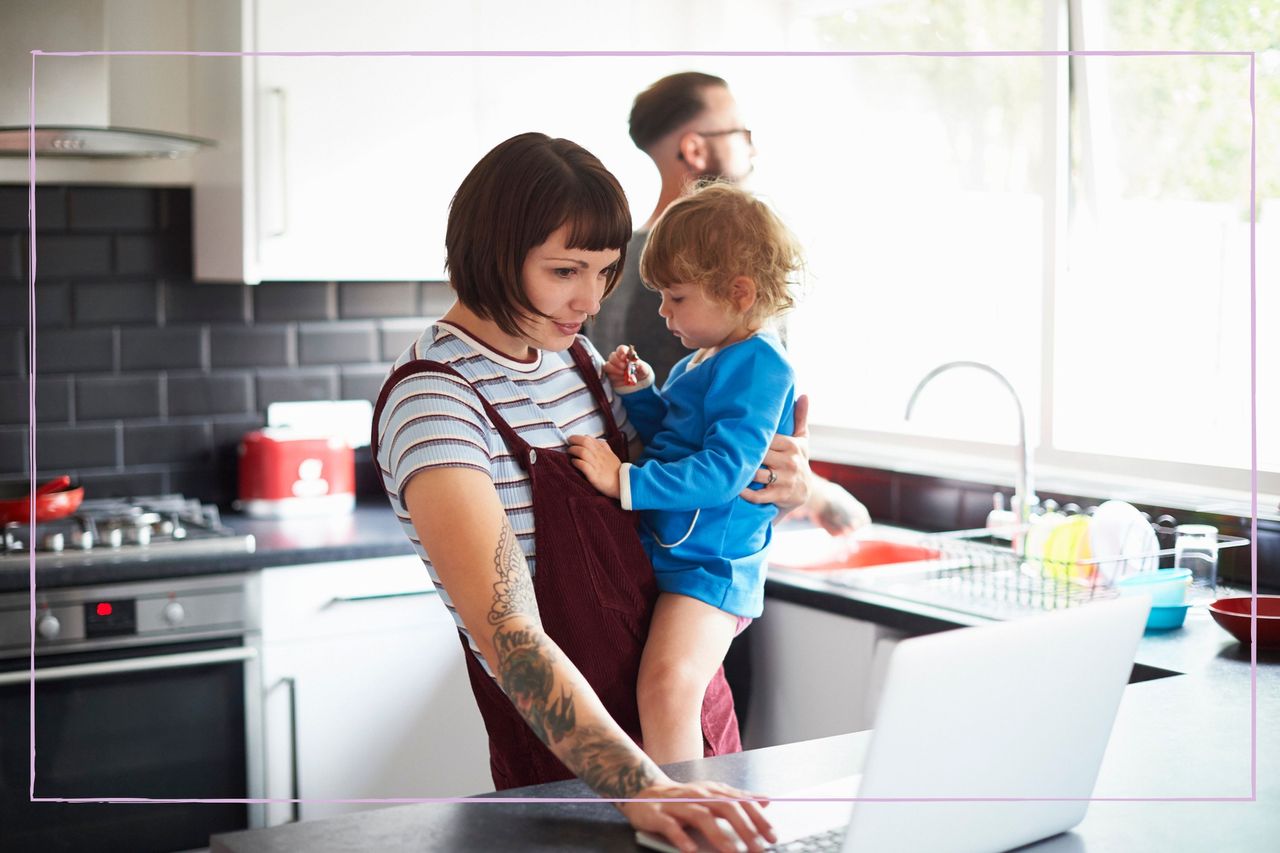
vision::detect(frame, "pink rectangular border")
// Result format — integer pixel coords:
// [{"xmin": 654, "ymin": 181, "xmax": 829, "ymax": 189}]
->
[{"xmin": 22, "ymin": 48, "xmax": 1260, "ymax": 807}]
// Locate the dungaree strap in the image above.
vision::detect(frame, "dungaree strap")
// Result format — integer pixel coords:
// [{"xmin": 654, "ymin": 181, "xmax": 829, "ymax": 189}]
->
[
  {"xmin": 370, "ymin": 358, "xmax": 529, "ymax": 465},
  {"xmin": 566, "ymin": 340, "xmax": 629, "ymax": 463}
]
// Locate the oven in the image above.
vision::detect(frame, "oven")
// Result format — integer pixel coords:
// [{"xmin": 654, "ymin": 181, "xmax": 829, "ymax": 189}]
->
[{"xmin": 1, "ymin": 530, "xmax": 265, "ymax": 851}]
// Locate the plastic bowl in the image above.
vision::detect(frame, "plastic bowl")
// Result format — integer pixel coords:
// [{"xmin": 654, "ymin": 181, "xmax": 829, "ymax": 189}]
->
[
  {"xmin": 1208, "ymin": 595, "xmax": 1280, "ymax": 649},
  {"xmin": 1145, "ymin": 604, "xmax": 1190, "ymax": 631},
  {"xmin": 1114, "ymin": 568, "xmax": 1191, "ymax": 607}
]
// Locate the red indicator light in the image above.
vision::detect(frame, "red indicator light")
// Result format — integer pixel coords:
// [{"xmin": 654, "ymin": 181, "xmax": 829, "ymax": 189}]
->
[{"xmin": 96, "ymin": 602, "xmax": 113, "ymax": 617}]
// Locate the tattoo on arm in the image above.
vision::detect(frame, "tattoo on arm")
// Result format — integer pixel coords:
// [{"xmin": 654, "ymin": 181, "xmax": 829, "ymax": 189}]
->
[
  {"xmin": 486, "ymin": 518, "xmax": 659, "ymax": 798},
  {"xmin": 487, "ymin": 518, "xmax": 539, "ymax": 626}
]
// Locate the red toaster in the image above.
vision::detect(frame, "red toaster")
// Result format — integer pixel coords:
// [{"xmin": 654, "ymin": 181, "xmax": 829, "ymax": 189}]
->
[{"xmin": 237, "ymin": 429, "xmax": 355, "ymax": 518}]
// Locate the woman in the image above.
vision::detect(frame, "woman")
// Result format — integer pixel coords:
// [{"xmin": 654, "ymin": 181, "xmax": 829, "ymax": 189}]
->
[{"xmin": 372, "ymin": 132, "xmax": 810, "ymax": 853}]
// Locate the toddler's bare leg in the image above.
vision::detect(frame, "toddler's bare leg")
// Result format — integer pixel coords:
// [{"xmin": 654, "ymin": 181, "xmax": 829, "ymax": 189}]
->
[{"xmin": 637, "ymin": 592, "xmax": 739, "ymax": 765}]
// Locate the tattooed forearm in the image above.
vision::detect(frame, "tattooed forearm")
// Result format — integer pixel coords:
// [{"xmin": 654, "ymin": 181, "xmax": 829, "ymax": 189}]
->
[
  {"xmin": 495, "ymin": 625, "xmax": 577, "ymax": 746},
  {"xmin": 487, "ymin": 518, "xmax": 539, "ymax": 626},
  {"xmin": 485, "ymin": 520, "xmax": 655, "ymax": 798},
  {"xmin": 562, "ymin": 725, "xmax": 662, "ymax": 798}
]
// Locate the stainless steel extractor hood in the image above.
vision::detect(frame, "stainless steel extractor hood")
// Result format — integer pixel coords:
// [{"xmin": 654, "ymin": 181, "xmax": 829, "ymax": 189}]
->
[
  {"xmin": 0, "ymin": 125, "xmax": 214, "ymax": 159},
  {"xmin": 1, "ymin": 0, "xmax": 213, "ymax": 160}
]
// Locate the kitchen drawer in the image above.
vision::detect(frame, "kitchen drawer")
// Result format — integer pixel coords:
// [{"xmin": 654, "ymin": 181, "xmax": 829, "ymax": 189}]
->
[{"xmin": 259, "ymin": 555, "xmax": 446, "ymax": 643}]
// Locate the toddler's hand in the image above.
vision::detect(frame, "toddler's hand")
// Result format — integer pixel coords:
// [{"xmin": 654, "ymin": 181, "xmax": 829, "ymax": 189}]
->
[
  {"xmin": 604, "ymin": 345, "xmax": 650, "ymax": 388},
  {"xmin": 567, "ymin": 435, "xmax": 623, "ymax": 499}
]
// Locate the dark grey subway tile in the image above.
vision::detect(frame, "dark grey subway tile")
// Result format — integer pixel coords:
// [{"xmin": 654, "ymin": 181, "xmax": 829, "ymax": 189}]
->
[
  {"xmin": 163, "ymin": 280, "xmax": 250, "ymax": 324},
  {"xmin": 210, "ymin": 324, "xmax": 293, "ymax": 368},
  {"xmin": 34, "ymin": 234, "xmax": 113, "ymax": 278},
  {"xmin": 0, "ymin": 282, "xmax": 72, "ymax": 328},
  {"xmin": 73, "ymin": 281, "xmax": 159, "ymax": 326},
  {"xmin": 120, "ymin": 326, "xmax": 206, "ymax": 371},
  {"xmin": 256, "ymin": 367, "xmax": 338, "ymax": 408},
  {"xmin": 167, "ymin": 372, "xmax": 253, "ymax": 417},
  {"xmin": 0, "ymin": 376, "xmax": 71, "ymax": 424},
  {"xmin": 0, "ymin": 185, "xmax": 66, "ymax": 231},
  {"xmin": 75, "ymin": 374, "xmax": 162, "ymax": 421},
  {"xmin": 338, "ymin": 282, "xmax": 418, "ymax": 319},
  {"xmin": 0, "ymin": 427, "xmax": 26, "ymax": 474},
  {"xmin": 67, "ymin": 186, "xmax": 156, "ymax": 231},
  {"xmin": 297, "ymin": 321, "xmax": 377, "ymax": 365},
  {"xmin": 211, "ymin": 414, "xmax": 266, "ymax": 450},
  {"xmin": 34, "ymin": 327, "xmax": 115, "ymax": 374},
  {"xmin": 2, "ymin": 329, "xmax": 23, "ymax": 374},
  {"xmin": 166, "ymin": 464, "xmax": 234, "ymax": 505},
  {"xmin": 339, "ymin": 363, "xmax": 392, "ymax": 404},
  {"xmin": 0, "ymin": 234, "xmax": 23, "ymax": 280},
  {"xmin": 379, "ymin": 318, "xmax": 427, "ymax": 361},
  {"xmin": 115, "ymin": 233, "xmax": 191, "ymax": 277},
  {"xmin": 254, "ymin": 281, "xmax": 336, "ymax": 322},
  {"xmin": 123, "ymin": 422, "xmax": 212, "ymax": 466},
  {"xmin": 75, "ymin": 468, "xmax": 167, "ymax": 499},
  {"xmin": 36, "ymin": 423, "xmax": 120, "ymax": 470}
]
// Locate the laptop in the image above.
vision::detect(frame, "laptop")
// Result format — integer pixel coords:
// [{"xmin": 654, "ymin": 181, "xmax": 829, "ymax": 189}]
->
[{"xmin": 637, "ymin": 594, "xmax": 1150, "ymax": 853}]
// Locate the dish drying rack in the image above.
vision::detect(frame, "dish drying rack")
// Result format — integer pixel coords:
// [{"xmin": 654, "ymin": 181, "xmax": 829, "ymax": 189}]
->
[{"xmin": 834, "ymin": 522, "xmax": 1250, "ymax": 620}]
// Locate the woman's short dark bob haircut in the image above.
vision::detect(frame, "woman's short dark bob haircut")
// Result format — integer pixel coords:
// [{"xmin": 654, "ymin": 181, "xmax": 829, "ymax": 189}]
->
[{"xmin": 445, "ymin": 133, "xmax": 632, "ymax": 338}]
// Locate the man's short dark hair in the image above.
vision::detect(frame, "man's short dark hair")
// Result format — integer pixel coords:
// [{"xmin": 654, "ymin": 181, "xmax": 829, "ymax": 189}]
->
[
  {"xmin": 445, "ymin": 133, "xmax": 632, "ymax": 337},
  {"xmin": 628, "ymin": 72, "xmax": 729, "ymax": 153}
]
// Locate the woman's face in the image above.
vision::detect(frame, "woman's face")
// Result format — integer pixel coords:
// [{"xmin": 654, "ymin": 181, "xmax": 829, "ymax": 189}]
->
[{"xmin": 520, "ymin": 224, "xmax": 622, "ymax": 351}]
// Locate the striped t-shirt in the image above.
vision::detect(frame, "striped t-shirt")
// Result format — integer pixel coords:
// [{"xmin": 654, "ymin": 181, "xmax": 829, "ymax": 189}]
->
[{"xmin": 376, "ymin": 321, "xmax": 637, "ymax": 675}]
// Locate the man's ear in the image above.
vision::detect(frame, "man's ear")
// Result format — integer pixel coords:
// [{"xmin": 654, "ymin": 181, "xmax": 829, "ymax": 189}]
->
[
  {"xmin": 730, "ymin": 276, "xmax": 758, "ymax": 314},
  {"xmin": 677, "ymin": 131, "xmax": 707, "ymax": 171}
]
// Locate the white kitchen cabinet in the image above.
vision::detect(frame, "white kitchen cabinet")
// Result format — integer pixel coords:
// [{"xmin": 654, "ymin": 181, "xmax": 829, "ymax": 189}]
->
[
  {"xmin": 189, "ymin": 0, "xmax": 670, "ymax": 284},
  {"xmin": 258, "ymin": 555, "xmax": 491, "ymax": 825},
  {"xmin": 190, "ymin": 0, "xmax": 482, "ymax": 283},
  {"xmin": 742, "ymin": 599, "xmax": 905, "ymax": 749}
]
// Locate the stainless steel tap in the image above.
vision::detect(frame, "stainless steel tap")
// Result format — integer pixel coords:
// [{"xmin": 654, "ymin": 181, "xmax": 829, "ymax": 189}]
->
[{"xmin": 904, "ymin": 360, "xmax": 1039, "ymax": 524}]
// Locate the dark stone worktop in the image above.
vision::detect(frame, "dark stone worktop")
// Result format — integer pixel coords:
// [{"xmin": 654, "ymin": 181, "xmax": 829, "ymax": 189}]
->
[
  {"xmin": 2, "ymin": 504, "xmax": 413, "ymax": 593},
  {"xmin": 210, "ymin": 612, "xmax": 1280, "ymax": 851}
]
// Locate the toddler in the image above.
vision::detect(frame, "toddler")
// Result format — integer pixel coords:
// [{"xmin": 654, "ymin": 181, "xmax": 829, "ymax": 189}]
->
[{"xmin": 568, "ymin": 181, "xmax": 800, "ymax": 764}]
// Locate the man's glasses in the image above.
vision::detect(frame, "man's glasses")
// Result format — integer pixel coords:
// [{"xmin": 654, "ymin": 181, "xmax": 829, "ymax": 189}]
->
[{"xmin": 696, "ymin": 127, "xmax": 752, "ymax": 145}]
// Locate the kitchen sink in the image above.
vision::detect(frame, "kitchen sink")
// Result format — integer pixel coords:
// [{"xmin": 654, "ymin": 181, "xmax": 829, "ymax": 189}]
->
[{"xmin": 770, "ymin": 524, "xmax": 943, "ymax": 573}]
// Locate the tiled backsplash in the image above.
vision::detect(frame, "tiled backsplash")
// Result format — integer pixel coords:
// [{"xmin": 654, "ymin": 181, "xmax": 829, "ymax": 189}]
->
[{"xmin": 0, "ymin": 184, "xmax": 450, "ymax": 504}]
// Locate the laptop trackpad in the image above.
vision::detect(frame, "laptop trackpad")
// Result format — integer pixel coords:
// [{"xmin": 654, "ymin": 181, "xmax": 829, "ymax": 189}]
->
[{"xmin": 635, "ymin": 775, "xmax": 861, "ymax": 852}]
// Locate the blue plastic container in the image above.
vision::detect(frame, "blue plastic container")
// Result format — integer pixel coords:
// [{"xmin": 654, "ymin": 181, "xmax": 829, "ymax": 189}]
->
[
  {"xmin": 1115, "ymin": 568, "xmax": 1191, "ymax": 607},
  {"xmin": 1145, "ymin": 604, "xmax": 1190, "ymax": 631}
]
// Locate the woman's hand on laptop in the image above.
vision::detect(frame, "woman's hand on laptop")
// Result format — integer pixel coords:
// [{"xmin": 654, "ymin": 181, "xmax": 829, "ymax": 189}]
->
[{"xmin": 619, "ymin": 778, "xmax": 775, "ymax": 853}]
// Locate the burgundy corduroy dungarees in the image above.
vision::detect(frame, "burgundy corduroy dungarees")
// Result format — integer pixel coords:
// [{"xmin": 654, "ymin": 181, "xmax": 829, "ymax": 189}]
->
[{"xmin": 373, "ymin": 340, "xmax": 741, "ymax": 790}]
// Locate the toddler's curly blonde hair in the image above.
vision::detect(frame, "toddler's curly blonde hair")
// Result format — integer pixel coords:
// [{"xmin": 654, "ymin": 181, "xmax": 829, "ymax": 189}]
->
[{"xmin": 639, "ymin": 181, "xmax": 803, "ymax": 325}]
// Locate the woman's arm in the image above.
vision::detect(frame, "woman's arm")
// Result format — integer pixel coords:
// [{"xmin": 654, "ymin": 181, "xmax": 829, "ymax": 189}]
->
[{"xmin": 402, "ymin": 467, "xmax": 774, "ymax": 852}]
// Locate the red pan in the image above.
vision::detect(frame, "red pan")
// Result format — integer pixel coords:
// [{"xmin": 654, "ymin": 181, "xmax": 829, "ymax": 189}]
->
[{"xmin": 0, "ymin": 475, "xmax": 84, "ymax": 524}]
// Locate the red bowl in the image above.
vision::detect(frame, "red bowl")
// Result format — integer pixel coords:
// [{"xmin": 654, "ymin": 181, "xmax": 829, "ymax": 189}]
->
[{"xmin": 1208, "ymin": 595, "xmax": 1280, "ymax": 649}]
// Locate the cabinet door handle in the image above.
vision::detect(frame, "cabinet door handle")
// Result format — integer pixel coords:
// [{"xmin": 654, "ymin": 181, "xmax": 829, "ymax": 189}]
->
[
  {"xmin": 279, "ymin": 675, "xmax": 301, "ymax": 823},
  {"xmin": 0, "ymin": 646, "xmax": 256, "ymax": 686},
  {"xmin": 264, "ymin": 86, "xmax": 288, "ymax": 238},
  {"xmin": 325, "ymin": 589, "xmax": 438, "ymax": 607}
]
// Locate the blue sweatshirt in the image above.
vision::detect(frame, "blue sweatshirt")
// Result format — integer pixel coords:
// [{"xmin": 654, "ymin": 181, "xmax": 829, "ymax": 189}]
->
[{"xmin": 618, "ymin": 333, "xmax": 795, "ymax": 617}]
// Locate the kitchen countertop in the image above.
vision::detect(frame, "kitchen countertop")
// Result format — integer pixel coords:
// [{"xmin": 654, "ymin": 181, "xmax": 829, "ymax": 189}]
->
[
  {"xmin": 210, "ymin": 609, "xmax": 1279, "ymax": 851},
  {"xmin": 2, "ymin": 504, "xmax": 414, "ymax": 592}
]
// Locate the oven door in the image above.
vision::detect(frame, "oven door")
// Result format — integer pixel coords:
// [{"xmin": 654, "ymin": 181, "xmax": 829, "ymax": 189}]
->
[{"xmin": 0, "ymin": 636, "xmax": 261, "ymax": 853}]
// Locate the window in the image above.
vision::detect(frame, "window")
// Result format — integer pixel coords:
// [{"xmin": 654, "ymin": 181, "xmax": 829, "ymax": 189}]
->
[{"xmin": 769, "ymin": 0, "xmax": 1278, "ymax": 499}]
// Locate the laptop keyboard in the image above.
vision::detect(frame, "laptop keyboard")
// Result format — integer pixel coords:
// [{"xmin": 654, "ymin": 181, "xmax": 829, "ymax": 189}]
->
[{"xmin": 769, "ymin": 827, "xmax": 846, "ymax": 852}]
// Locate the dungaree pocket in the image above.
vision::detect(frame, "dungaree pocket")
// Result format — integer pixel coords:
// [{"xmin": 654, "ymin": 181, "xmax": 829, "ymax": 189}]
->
[{"xmin": 567, "ymin": 495, "xmax": 653, "ymax": 616}]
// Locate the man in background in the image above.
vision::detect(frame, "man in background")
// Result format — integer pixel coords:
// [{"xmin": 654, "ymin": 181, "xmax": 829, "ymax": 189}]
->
[{"xmin": 590, "ymin": 71, "xmax": 869, "ymax": 534}]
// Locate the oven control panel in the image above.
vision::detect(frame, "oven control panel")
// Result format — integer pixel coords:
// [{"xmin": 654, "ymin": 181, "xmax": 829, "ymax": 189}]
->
[{"xmin": 0, "ymin": 575, "xmax": 256, "ymax": 659}]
